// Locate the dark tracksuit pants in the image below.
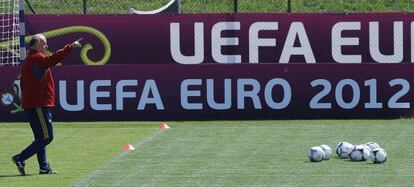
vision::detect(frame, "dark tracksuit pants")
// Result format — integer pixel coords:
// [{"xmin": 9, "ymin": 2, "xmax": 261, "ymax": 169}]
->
[{"xmin": 18, "ymin": 107, "xmax": 54, "ymax": 170}]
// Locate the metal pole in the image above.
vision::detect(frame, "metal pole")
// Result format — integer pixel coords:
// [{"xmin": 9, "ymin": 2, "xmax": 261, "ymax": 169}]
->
[
  {"xmin": 19, "ymin": 0, "xmax": 26, "ymax": 64},
  {"xmin": 234, "ymin": 0, "xmax": 238, "ymax": 13},
  {"xmin": 177, "ymin": 0, "xmax": 181, "ymax": 14},
  {"xmin": 83, "ymin": 0, "xmax": 87, "ymax": 14},
  {"xmin": 287, "ymin": 0, "xmax": 291, "ymax": 13}
]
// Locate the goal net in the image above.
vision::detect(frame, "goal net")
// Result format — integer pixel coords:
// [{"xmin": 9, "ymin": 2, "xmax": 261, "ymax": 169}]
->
[{"xmin": 0, "ymin": 0, "xmax": 24, "ymax": 66}]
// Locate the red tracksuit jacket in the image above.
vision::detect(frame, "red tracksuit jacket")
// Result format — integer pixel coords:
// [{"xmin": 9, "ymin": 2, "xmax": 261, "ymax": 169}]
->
[{"xmin": 21, "ymin": 45, "xmax": 73, "ymax": 109}]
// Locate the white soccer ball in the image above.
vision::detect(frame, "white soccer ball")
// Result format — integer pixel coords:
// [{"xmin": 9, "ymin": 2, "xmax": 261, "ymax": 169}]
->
[
  {"xmin": 370, "ymin": 148, "xmax": 387, "ymax": 164},
  {"xmin": 365, "ymin": 142, "xmax": 380, "ymax": 151},
  {"xmin": 359, "ymin": 144, "xmax": 372, "ymax": 153},
  {"xmin": 319, "ymin": 144, "xmax": 332, "ymax": 160},
  {"xmin": 349, "ymin": 145, "xmax": 370, "ymax": 161},
  {"xmin": 336, "ymin": 142, "xmax": 354, "ymax": 159},
  {"xmin": 1, "ymin": 92, "xmax": 14, "ymax": 106},
  {"xmin": 308, "ymin": 146, "xmax": 325, "ymax": 162}
]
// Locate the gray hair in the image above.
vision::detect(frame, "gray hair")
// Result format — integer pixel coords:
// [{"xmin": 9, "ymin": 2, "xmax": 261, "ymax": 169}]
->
[{"xmin": 29, "ymin": 34, "xmax": 47, "ymax": 50}]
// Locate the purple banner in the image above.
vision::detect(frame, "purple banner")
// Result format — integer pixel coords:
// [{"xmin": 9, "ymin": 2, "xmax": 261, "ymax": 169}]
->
[
  {"xmin": 1, "ymin": 64, "xmax": 414, "ymax": 121},
  {"xmin": 25, "ymin": 13, "xmax": 414, "ymax": 65}
]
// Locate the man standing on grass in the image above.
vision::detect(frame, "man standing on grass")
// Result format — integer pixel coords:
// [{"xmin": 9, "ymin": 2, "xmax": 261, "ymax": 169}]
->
[{"xmin": 12, "ymin": 34, "xmax": 82, "ymax": 175}]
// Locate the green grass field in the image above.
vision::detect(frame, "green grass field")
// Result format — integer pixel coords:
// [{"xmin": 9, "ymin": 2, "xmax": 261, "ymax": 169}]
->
[
  {"xmin": 1, "ymin": 120, "xmax": 413, "ymax": 186},
  {"xmin": 25, "ymin": 0, "xmax": 414, "ymax": 14}
]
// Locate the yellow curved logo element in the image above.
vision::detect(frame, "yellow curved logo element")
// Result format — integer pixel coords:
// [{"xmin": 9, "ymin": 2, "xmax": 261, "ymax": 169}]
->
[{"xmin": 37, "ymin": 26, "xmax": 111, "ymax": 65}]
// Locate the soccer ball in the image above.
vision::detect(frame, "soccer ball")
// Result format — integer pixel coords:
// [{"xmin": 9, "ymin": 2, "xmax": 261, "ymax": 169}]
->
[
  {"xmin": 308, "ymin": 146, "xmax": 325, "ymax": 162},
  {"xmin": 365, "ymin": 142, "xmax": 380, "ymax": 151},
  {"xmin": 319, "ymin": 144, "xmax": 332, "ymax": 160},
  {"xmin": 370, "ymin": 148, "xmax": 387, "ymax": 164},
  {"xmin": 359, "ymin": 144, "xmax": 372, "ymax": 153},
  {"xmin": 349, "ymin": 145, "xmax": 370, "ymax": 161},
  {"xmin": 1, "ymin": 92, "xmax": 14, "ymax": 106},
  {"xmin": 336, "ymin": 142, "xmax": 354, "ymax": 159}
]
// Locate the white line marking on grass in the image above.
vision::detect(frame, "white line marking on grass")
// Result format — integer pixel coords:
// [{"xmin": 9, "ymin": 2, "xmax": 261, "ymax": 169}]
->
[{"xmin": 72, "ymin": 129, "xmax": 168, "ymax": 187}]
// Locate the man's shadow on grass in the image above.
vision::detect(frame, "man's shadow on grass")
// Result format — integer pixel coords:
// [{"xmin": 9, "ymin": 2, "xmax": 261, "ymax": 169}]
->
[{"xmin": 0, "ymin": 174, "xmax": 35, "ymax": 178}]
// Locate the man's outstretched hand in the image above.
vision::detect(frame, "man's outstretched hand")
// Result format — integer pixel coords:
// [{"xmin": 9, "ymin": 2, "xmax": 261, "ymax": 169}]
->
[{"xmin": 71, "ymin": 38, "xmax": 83, "ymax": 48}]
